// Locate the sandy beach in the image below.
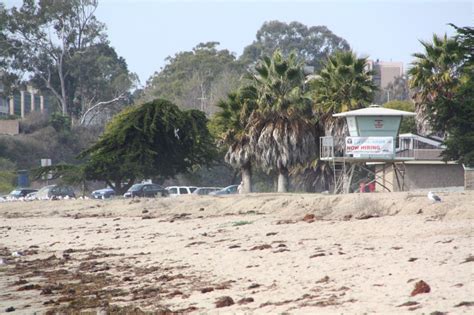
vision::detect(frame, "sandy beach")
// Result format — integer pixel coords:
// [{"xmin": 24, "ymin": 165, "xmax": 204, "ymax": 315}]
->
[{"xmin": 1, "ymin": 191, "xmax": 473, "ymax": 314}]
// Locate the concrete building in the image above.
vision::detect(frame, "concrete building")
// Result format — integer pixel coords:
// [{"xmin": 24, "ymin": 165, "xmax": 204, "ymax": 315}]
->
[
  {"xmin": 367, "ymin": 60, "xmax": 404, "ymax": 89},
  {"xmin": 374, "ymin": 134, "xmax": 465, "ymax": 191}
]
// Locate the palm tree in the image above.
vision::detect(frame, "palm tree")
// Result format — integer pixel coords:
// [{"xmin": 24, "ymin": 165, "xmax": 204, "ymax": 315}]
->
[
  {"xmin": 210, "ymin": 86, "xmax": 257, "ymax": 192},
  {"xmin": 248, "ymin": 50, "xmax": 317, "ymax": 192},
  {"xmin": 408, "ymin": 34, "xmax": 462, "ymax": 135},
  {"xmin": 295, "ymin": 51, "xmax": 375, "ymax": 192},
  {"xmin": 310, "ymin": 50, "xmax": 376, "ymax": 138}
]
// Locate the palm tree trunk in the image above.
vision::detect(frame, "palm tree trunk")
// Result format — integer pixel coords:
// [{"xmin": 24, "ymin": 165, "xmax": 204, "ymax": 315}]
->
[
  {"xmin": 241, "ymin": 161, "xmax": 252, "ymax": 193},
  {"xmin": 277, "ymin": 167, "xmax": 289, "ymax": 192}
]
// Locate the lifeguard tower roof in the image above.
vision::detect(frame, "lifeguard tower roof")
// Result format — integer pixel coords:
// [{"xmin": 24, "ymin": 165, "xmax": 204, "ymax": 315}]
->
[{"xmin": 333, "ymin": 105, "xmax": 415, "ymax": 117}]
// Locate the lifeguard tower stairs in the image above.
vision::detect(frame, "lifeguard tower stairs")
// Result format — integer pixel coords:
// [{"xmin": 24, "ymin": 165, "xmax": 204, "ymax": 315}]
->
[{"xmin": 320, "ymin": 105, "xmax": 417, "ymax": 194}]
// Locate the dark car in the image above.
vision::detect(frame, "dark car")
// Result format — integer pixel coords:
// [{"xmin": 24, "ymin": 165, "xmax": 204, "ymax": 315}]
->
[
  {"xmin": 6, "ymin": 188, "xmax": 38, "ymax": 200},
  {"xmin": 91, "ymin": 188, "xmax": 116, "ymax": 199},
  {"xmin": 30, "ymin": 185, "xmax": 76, "ymax": 200},
  {"xmin": 123, "ymin": 183, "xmax": 168, "ymax": 198}
]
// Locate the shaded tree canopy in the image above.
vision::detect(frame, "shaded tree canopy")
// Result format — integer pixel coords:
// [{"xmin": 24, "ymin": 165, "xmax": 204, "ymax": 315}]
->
[
  {"xmin": 141, "ymin": 42, "xmax": 243, "ymax": 115},
  {"xmin": 80, "ymin": 99, "xmax": 217, "ymax": 193},
  {"xmin": 240, "ymin": 21, "xmax": 350, "ymax": 71}
]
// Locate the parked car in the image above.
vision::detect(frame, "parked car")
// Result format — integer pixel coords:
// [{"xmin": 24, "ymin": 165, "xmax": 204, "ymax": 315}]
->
[
  {"xmin": 192, "ymin": 187, "xmax": 222, "ymax": 195},
  {"xmin": 209, "ymin": 185, "xmax": 239, "ymax": 195},
  {"xmin": 28, "ymin": 185, "xmax": 76, "ymax": 200},
  {"xmin": 166, "ymin": 186, "xmax": 198, "ymax": 197},
  {"xmin": 123, "ymin": 183, "xmax": 168, "ymax": 198},
  {"xmin": 6, "ymin": 188, "xmax": 38, "ymax": 200},
  {"xmin": 91, "ymin": 188, "xmax": 116, "ymax": 199}
]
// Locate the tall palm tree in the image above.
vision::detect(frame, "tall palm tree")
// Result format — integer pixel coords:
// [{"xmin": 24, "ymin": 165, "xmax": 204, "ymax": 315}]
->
[
  {"xmin": 408, "ymin": 34, "xmax": 462, "ymax": 135},
  {"xmin": 310, "ymin": 50, "xmax": 376, "ymax": 138},
  {"xmin": 210, "ymin": 86, "xmax": 257, "ymax": 192},
  {"xmin": 248, "ymin": 50, "xmax": 317, "ymax": 192},
  {"xmin": 295, "ymin": 51, "xmax": 375, "ymax": 192}
]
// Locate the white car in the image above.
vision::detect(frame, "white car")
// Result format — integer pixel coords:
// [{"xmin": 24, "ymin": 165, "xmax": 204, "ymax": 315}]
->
[{"xmin": 166, "ymin": 186, "xmax": 197, "ymax": 197}]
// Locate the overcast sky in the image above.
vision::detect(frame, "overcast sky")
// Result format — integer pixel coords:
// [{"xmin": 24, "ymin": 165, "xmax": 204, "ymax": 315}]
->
[{"xmin": 6, "ymin": 0, "xmax": 473, "ymax": 85}]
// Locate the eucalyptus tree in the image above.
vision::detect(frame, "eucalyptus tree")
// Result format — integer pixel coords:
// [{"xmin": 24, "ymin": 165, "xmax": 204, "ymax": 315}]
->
[
  {"xmin": 248, "ymin": 50, "xmax": 317, "ymax": 192},
  {"xmin": 141, "ymin": 42, "xmax": 243, "ymax": 115},
  {"xmin": 408, "ymin": 33, "xmax": 463, "ymax": 135},
  {"xmin": 1, "ymin": 0, "xmax": 136, "ymax": 120},
  {"xmin": 210, "ymin": 86, "xmax": 258, "ymax": 192},
  {"xmin": 241, "ymin": 20, "xmax": 350, "ymax": 71}
]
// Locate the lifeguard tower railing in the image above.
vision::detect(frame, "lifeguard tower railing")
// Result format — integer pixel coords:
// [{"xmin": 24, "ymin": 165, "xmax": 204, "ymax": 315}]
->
[{"xmin": 320, "ymin": 135, "xmax": 426, "ymax": 193}]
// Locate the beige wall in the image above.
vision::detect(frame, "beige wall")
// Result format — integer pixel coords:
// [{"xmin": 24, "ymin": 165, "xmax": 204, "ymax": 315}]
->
[
  {"xmin": 376, "ymin": 163, "xmax": 464, "ymax": 192},
  {"xmin": 465, "ymin": 168, "xmax": 474, "ymax": 190},
  {"xmin": 0, "ymin": 120, "xmax": 19, "ymax": 135}
]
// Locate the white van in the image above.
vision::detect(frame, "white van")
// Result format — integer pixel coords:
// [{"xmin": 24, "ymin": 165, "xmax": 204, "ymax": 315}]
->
[{"xmin": 166, "ymin": 186, "xmax": 198, "ymax": 197}]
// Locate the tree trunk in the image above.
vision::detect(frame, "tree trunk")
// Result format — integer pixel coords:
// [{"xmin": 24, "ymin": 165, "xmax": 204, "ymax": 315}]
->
[
  {"xmin": 57, "ymin": 53, "xmax": 68, "ymax": 115},
  {"xmin": 241, "ymin": 161, "xmax": 252, "ymax": 193},
  {"xmin": 277, "ymin": 167, "xmax": 289, "ymax": 193}
]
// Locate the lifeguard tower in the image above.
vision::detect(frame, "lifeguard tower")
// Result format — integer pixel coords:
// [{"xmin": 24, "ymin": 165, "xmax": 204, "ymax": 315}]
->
[{"xmin": 320, "ymin": 105, "xmax": 416, "ymax": 193}]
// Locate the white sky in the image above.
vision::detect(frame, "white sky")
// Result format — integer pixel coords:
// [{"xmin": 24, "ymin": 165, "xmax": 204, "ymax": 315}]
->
[{"xmin": 6, "ymin": 0, "xmax": 473, "ymax": 85}]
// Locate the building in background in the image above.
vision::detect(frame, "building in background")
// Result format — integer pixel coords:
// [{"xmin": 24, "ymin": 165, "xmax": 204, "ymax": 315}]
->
[
  {"xmin": 0, "ymin": 82, "xmax": 51, "ymax": 118},
  {"xmin": 367, "ymin": 60, "xmax": 404, "ymax": 89}
]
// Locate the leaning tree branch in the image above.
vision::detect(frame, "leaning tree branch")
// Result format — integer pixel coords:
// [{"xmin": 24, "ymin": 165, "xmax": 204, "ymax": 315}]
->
[{"xmin": 79, "ymin": 93, "xmax": 127, "ymax": 126}]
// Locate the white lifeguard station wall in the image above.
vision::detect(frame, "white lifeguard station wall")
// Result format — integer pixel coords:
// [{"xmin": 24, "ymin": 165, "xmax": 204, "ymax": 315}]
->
[{"xmin": 321, "ymin": 105, "xmax": 416, "ymax": 193}]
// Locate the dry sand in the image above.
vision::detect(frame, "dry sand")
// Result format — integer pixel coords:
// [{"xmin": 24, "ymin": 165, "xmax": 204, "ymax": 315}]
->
[{"xmin": 0, "ymin": 191, "xmax": 473, "ymax": 314}]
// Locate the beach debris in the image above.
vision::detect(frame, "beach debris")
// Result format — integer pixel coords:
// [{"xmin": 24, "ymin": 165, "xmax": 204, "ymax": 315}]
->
[
  {"xmin": 310, "ymin": 253, "xmax": 326, "ymax": 258},
  {"xmin": 428, "ymin": 191, "xmax": 442, "ymax": 203},
  {"xmin": 5, "ymin": 307, "xmax": 15, "ymax": 312},
  {"xmin": 228, "ymin": 245, "xmax": 241, "ymax": 249},
  {"xmin": 411, "ymin": 280, "xmax": 431, "ymax": 296},
  {"xmin": 215, "ymin": 296, "xmax": 234, "ymax": 308},
  {"xmin": 417, "ymin": 209, "xmax": 423, "ymax": 214},
  {"xmin": 248, "ymin": 283, "xmax": 260, "ymax": 289},
  {"xmin": 355, "ymin": 214, "xmax": 378, "ymax": 220},
  {"xmin": 408, "ymin": 257, "xmax": 418, "ymax": 262},
  {"xmin": 316, "ymin": 276, "xmax": 330, "ymax": 283},
  {"xmin": 266, "ymin": 232, "xmax": 278, "ymax": 236},
  {"xmin": 199, "ymin": 207, "xmax": 205, "ymax": 211},
  {"xmin": 461, "ymin": 255, "xmax": 474, "ymax": 264},
  {"xmin": 303, "ymin": 214, "xmax": 316, "ymax": 223},
  {"xmin": 11, "ymin": 251, "xmax": 23, "ymax": 257},
  {"xmin": 200, "ymin": 287, "xmax": 214, "ymax": 293},
  {"xmin": 238, "ymin": 297, "xmax": 254, "ymax": 304},
  {"xmin": 0, "ymin": 258, "xmax": 5, "ymax": 265},
  {"xmin": 275, "ymin": 219, "xmax": 295, "ymax": 225},
  {"xmin": 250, "ymin": 244, "xmax": 272, "ymax": 250},
  {"xmin": 142, "ymin": 209, "xmax": 149, "ymax": 214},
  {"xmin": 17, "ymin": 284, "xmax": 41, "ymax": 291},
  {"xmin": 141, "ymin": 215, "xmax": 153, "ymax": 220},
  {"xmin": 454, "ymin": 301, "xmax": 474, "ymax": 307},
  {"xmin": 397, "ymin": 301, "xmax": 419, "ymax": 307}
]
